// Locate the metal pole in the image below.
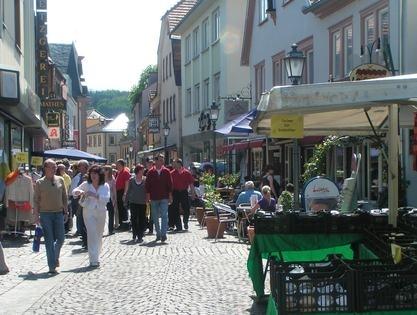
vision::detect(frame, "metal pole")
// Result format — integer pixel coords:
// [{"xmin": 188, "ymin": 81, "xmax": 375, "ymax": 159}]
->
[
  {"xmin": 388, "ymin": 103, "xmax": 399, "ymax": 227},
  {"xmin": 213, "ymin": 122, "xmax": 217, "ymax": 184},
  {"xmin": 164, "ymin": 135, "xmax": 168, "ymax": 165},
  {"xmin": 293, "ymin": 139, "xmax": 300, "ymax": 209}
]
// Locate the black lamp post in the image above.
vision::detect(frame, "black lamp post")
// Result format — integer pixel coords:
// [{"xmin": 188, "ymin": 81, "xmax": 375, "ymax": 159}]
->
[
  {"xmin": 163, "ymin": 122, "xmax": 170, "ymax": 165},
  {"xmin": 284, "ymin": 43, "xmax": 306, "ymax": 209},
  {"xmin": 209, "ymin": 101, "xmax": 220, "ymax": 182},
  {"xmin": 360, "ymin": 38, "xmax": 380, "ymax": 64}
]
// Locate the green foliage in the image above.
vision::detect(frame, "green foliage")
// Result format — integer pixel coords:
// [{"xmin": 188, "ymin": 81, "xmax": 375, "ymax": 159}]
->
[
  {"xmin": 278, "ymin": 191, "xmax": 293, "ymax": 212},
  {"xmin": 200, "ymin": 172, "xmax": 215, "ymax": 187},
  {"xmin": 128, "ymin": 65, "xmax": 157, "ymax": 104},
  {"xmin": 203, "ymin": 190, "xmax": 222, "ymax": 209},
  {"xmin": 218, "ymin": 174, "xmax": 240, "ymax": 188},
  {"xmin": 88, "ymin": 90, "xmax": 130, "ymax": 118}
]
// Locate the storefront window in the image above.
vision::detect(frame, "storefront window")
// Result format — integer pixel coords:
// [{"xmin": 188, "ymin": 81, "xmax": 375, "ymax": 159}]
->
[{"xmin": 252, "ymin": 148, "xmax": 263, "ymax": 180}]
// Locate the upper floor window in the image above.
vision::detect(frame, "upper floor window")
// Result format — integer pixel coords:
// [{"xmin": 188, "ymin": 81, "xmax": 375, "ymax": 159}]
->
[
  {"xmin": 165, "ymin": 56, "xmax": 169, "ymax": 80},
  {"xmin": 361, "ymin": 2, "xmax": 389, "ymax": 65},
  {"xmin": 329, "ymin": 17, "xmax": 353, "ymax": 80},
  {"xmin": 173, "ymin": 95, "xmax": 176, "ymax": 121},
  {"xmin": 169, "ymin": 53, "xmax": 172, "ymax": 77},
  {"xmin": 162, "ymin": 58, "xmax": 165, "ymax": 82},
  {"xmin": 14, "ymin": 0, "xmax": 21, "ymax": 49},
  {"xmin": 93, "ymin": 135, "xmax": 97, "ymax": 147},
  {"xmin": 194, "ymin": 84, "xmax": 200, "ymax": 113},
  {"xmin": 169, "ymin": 96, "xmax": 173, "ymax": 122},
  {"xmin": 109, "ymin": 135, "xmax": 115, "ymax": 145},
  {"xmin": 212, "ymin": 8, "xmax": 220, "ymax": 42},
  {"xmin": 185, "ymin": 35, "xmax": 191, "ymax": 63},
  {"xmin": 186, "ymin": 88, "xmax": 192, "ymax": 115},
  {"xmin": 202, "ymin": 18, "xmax": 209, "ymax": 50},
  {"xmin": 193, "ymin": 27, "xmax": 200, "ymax": 57},
  {"xmin": 98, "ymin": 135, "xmax": 101, "ymax": 146},
  {"xmin": 254, "ymin": 61, "xmax": 265, "ymax": 103},
  {"xmin": 258, "ymin": 0, "xmax": 268, "ymax": 24},
  {"xmin": 203, "ymin": 78, "xmax": 210, "ymax": 108},
  {"xmin": 298, "ymin": 36, "xmax": 314, "ymax": 84},
  {"xmin": 163, "ymin": 99, "xmax": 166, "ymax": 123},
  {"xmin": 213, "ymin": 73, "xmax": 220, "ymax": 102},
  {"xmin": 272, "ymin": 51, "xmax": 285, "ymax": 86}
]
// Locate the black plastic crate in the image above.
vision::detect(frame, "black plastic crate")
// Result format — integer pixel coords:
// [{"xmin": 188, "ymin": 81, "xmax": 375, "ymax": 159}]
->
[
  {"xmin": 270, "ymin": 260, "xmax": 355, "ymax": 314},
  {"xmin": 254, "ymin": 215, "xmax": 292, "ymax": 234},
  {"xmin": 355, "ymin": 263, "xmax": 417, "ymax": 312},
  {"xmin": 327, "ymin": 213, "xmax": 368, "ymax": 233}
]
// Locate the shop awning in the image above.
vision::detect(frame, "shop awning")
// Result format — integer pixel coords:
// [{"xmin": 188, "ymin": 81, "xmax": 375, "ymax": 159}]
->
[
  {"xmin": 250, "ymin": 73, "xmax": 417, "ymax": 226},
  {"xmin": 137, "ymin": 144, "xmax": 176, "ymax": 156},
  {"xmin": 252, "ymin": 73, "xmax": 417, "ymax": 136},
  {"xmin": 222, "ymin": 138, "xmax": 264, "ymax": 153},
  {"xmin": 37, "ymin": 148, "xmax": 107, "ymax": 163},
  {"xmin": 216, "ymin": 109, "xmax": 257, "ymax": 135}
]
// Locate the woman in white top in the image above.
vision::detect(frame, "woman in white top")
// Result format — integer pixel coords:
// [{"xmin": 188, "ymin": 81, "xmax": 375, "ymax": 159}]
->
[{"xmin": 73, "ymin": 165, "xmax": 110, "ymax": 268}]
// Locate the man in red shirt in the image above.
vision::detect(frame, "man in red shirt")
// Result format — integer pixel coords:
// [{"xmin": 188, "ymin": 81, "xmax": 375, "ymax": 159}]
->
[
  {"xmin": 115, "ymin": 159, "xmax": 131, "ymax": 230},
  {"xmin": 170, "ymin": 158, "xmax": 196, "ymax": 231},
  {"xmin": 145, "ymin": 154, "xmax": 173, "ymax": 242}
]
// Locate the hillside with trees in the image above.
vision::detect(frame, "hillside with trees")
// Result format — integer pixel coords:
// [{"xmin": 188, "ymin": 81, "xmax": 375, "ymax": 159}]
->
[{"xmin": 88, "ymin": 90, "xmax": 130, "ymax": 118}]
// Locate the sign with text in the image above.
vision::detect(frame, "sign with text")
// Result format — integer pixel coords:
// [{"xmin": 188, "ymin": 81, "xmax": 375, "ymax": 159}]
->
[
  {"xmin": 15, "ymin": 152, "xmax": 29, "ymax": 164},
  {"xmin": 270, "ymin": 114, "xmax": 303, "ymax": 138},
  {"xmin": 62, "ymin": 140, "xmax": 76, "ymax": 147},
  {"xmin": 48, "ymin": 127, "xmax": 60, "ymax": 139},
  {"xmin": 36, "ymin": 0, "xmax": 49, "ymax": 99},
  {"xmin": 31, "ymin": 156, "xmax": 43, "ymax": 166},
  {"xmin": 148, "ymin": 115, "xmax": 160, "ymax": 134},
  {"xmin": 41, "ymin": 99, "xmax": 66, "ymax": 110},
  {"xmin": 224, "ymin": 100, "xmax": 248, "ymax": 122},
  {"xmin": 303, "ymin": 177, "xmax": 340, "ymax": 212},
  {"xmin": 349, "ymin": 63, "xmax": 389, "ymax": 81}
]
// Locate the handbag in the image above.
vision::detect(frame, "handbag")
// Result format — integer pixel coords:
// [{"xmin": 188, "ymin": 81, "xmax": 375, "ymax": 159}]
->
[{"xmin": 78, "ymin": 193, "xmax": 87, "ymax": 208}]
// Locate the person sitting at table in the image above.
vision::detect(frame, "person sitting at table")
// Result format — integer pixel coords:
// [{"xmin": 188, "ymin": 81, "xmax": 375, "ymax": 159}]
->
[
  {"xmin": 251, "ymin": 185, "xmax": 277, "ymax": 213},
  {"xmin": 236, "ymin": 181, "xmax": 262, "ymax": 206}
]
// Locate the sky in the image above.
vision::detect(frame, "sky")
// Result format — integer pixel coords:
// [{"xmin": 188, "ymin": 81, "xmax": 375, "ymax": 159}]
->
[{"xmin": 47, "ymin": 0, "xmax": 180, "ymax": 92}]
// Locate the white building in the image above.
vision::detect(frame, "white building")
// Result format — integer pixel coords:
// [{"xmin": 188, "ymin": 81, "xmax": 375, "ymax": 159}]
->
[
  {"xmin": 172, "ymin": 0, "xmax": 250, "ymax": 167},
  {"xmin": 242, "ymin": 0, "xmax": 417, "ymax": 205}
]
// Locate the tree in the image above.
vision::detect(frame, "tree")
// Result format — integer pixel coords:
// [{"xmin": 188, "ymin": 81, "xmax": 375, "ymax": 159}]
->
[{"xmin": 128, "ymin": 64, "xmax": 157, "ymax": 104}]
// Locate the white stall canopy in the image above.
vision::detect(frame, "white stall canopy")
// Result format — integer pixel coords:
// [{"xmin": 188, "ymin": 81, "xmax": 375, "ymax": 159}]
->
[{"xmin": 251, "ymin": 73, "xmax": 417, "ymax": 226}]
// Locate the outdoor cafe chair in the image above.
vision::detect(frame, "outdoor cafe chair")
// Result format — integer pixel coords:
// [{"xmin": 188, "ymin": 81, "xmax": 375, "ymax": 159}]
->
[
  {"xmin": 213, "ymin": 202, "xmax": 237, "ymax": 242},
  {"xmin": 236, "ymin": 203, "xmax": 252, "ymax": 242}
]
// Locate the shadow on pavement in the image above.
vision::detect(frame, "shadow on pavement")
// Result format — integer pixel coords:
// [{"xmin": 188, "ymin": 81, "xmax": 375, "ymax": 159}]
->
[
  {"xmin": 1, "ymin": 236, "xmax": 30, "ymax": 248},
  {"xmin": 247, "ymin": 295, "xmax": 268, "ymax": 314},
  {"xmin": 67, "ymin": 240, "xmax": 83, "ymax": 246},
  {"xmin": 119, "ymin": 239, "xmax": 137, "ymax": 246},
  {"xmin": 62, "ymin": 266, "xmax": 92, "ymax": 273},
  {"xmin": 71, "ymin": 248, "xmax": 88, "ymax": 254},
  {"xmin": 19, "ymin": 271, "xmax": 58, "ymax": 280},
  {"xmin": 141, "ymin": 240, "xmax": 168, "ymax": 247}
]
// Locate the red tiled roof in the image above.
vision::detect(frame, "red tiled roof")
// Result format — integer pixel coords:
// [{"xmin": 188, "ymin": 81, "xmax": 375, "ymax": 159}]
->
[{"xmin": 164, "ymin": 0, "xmax": 198, "ymax": 33}]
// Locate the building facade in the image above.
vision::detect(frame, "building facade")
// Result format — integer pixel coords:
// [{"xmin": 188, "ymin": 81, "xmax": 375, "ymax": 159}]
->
[
  {"xmin": 242, "ymin": 0, "xmax": 417, "ymax": 204},
  {"xmin": 0, "ymin": 0, "xmax": 47, "ymax": 170},
  {"xmin": 172, "ymin": 0, "xmax": 250, "ymax": 168}
]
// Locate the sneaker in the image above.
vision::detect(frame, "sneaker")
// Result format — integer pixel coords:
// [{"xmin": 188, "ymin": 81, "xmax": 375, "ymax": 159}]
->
[
  {"xmin": 184, "ymin": 223, "xmax": 188, "ymax": 230},
  {"xmin": 48, "ymin": 269, "xmax": 58, "ymax": 275},
  {"xmin": 168, "ymin": 227, "xmax": 174, "ymax": 231},
  {"xmin": 0, "ymin": 269, "xmax": 10, "ymax": 275},
  {"xmin": 161, "ymin": 235, "xmax": 167, "ymax": 242},
  {"xmin": 89, "ymin": 262, "xmax": 100, "ymax": 268},
  {"xmin": 155, "ymin": 236, "xmax": 161, "ymax": 241},
  {"xmin": 137, "ymin": 238, "xmax": 143, "ymax": 243},
  {"xmin": 55, "ymin": 259, "xmax": 60, "ymax": 268}
]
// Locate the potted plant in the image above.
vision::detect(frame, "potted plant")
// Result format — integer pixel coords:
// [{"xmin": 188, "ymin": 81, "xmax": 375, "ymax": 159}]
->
[
  {"xmin": 196, "ymin": 172, "xmax": 216, "ymax": 225},
  {"xmin": 218, "ymin": 173, "xmax": 240, "ymax": 188},
  {"xmin": 278, "ymin": 190, "xmax": 293, "ymax": 213}
]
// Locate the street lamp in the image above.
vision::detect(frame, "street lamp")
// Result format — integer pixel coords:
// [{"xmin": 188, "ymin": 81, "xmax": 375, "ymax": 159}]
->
[
  {"xmin": 163, "ymin": 122, "xmax": 170, "ymax": 165},
  {"xmin": 209, "ymin": 101, "xmax": 220, "ymax": 182},
  {"xmin": 284, "ymin": 43, "xmax": 306, "ymax": 209},
  {"xmin": 360, "ymin": 37, "xmax": 381, "ymax": 64}
]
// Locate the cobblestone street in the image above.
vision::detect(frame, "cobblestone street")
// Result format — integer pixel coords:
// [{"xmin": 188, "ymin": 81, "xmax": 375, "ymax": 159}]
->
[{"xmin": 0, "ymin": 219, "xmax": 266, "ymax": 315}]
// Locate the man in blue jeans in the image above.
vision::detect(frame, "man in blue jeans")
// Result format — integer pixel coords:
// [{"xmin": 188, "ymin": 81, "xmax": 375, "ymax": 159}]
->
[
  {"xmin": 145, "ymin": 154, "xmax": 172, "ymax": 242},
  {"xmin": 33, "ymin": 159, "xmax": 68, "ymax": 274}
]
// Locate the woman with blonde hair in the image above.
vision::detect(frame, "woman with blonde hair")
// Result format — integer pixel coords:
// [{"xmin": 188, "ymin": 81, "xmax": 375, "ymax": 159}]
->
[
  {"xmin": 251, "ymin": 185, "xmax": 277, "ymax": 213},
  {"xmin": 104, "ymin": 165, "xmax": 118, "ymax": 235}
]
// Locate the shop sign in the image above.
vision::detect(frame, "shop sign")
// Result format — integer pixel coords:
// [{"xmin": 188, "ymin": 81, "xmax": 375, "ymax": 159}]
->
[
  {"xmin": 31, "ymin": 156, "xmax": 43, "ymax": 166},
  {"xmin": 224, "ymin": 100, "xmax": 248, "ymax": 122},
  {"xmin": 270, "ymin": 114, "xmax": 303, "ymax": 138},
  {"xmin": 0, "ymin": 69, "xmax": 19, "ymax": 104},
  {"xmin": 198, "ymin": 111, "xmax": 212, "ymax": 131},
  {"xmin": 148, "ymin": 115, "xmax": 160, "ymax": 134},
  {"xmin": 15, "ymin": 152, "xmax": 29, "ymax": 164},
  {"xmin": 302, "ymin": 177, "xmax": 340, "ymax": 212},
  {"xmin": 46, "ymin": 112, "xmax": 60, "ymax": 127},
  {"xmin": 349, "ymin": 63, "xmax": 389, "ymax": 81},
  {"xmin": 62, "ymin": 140, "xmax": 76, "ymax": 147},
  {"xmin": 41, "ymin": 99, "xmax": 66, "ymax": 110},
  {"xmin": 36, "ymin": 0, "xmax": 49, "ymax": 99},
  {"xmin": 48, "ymin": 127, "xmax": 60, "ymax": 139}
]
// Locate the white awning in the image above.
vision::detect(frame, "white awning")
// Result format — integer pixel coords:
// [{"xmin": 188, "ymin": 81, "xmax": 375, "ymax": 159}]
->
[{"xmin": 252, "ymin": 73, "xmax": 417, "ymax": 135}]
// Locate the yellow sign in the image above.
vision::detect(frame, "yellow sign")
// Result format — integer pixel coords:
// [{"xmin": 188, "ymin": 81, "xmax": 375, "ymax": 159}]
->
[
  {"xmin": 15, "ymin": 152, "xmax": 29, "ymax": 164},
  {"xmin": 270, "ymin": 114, "xmax": 304, "ymax": 138},
  {"xmin": 31, "ymin": 156, "xmax": 43, "ymax": 166}
]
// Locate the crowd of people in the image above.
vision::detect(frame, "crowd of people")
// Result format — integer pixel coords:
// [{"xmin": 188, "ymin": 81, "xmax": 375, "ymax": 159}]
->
[{"xmin": 0, "ymin": 157, "xmax": 291, "ymax": 276}]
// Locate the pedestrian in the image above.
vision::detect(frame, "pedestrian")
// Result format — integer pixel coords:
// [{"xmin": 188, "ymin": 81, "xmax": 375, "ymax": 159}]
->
[
  {"xmin": 104, "ymin": 165, "xmax": 117, "ymax": 235},
  {"xmin": 33, "ymin": 159, "xmax": 68, "ymax": 274},
  {"xmin": 57, "ymin": 164, "xmax": 72, "ymax": 233},
  {"xmin": 72, "ymin": 165, "xmax": 110, "ymax": 268},
  {"xmin": 69, "ymin": 160, "xmax": 89, "ymax": 248},
  {"xmin": 170, "ymin": 158, "xmax": 196, "ymax": 231},
  {"xmin": 145, "ymin": 154, "xmax": 172, "ymax": 242},
  {"xmin": 0, "ymin": 241, "xmax": 9, "ymax": 275},
  {"xmin": 260, "ymin": 165, "xmax": 280, "ymax": 199},
  {"xmin": 115, "ymin": 159, "xmax": 131, "ymax": 230},
  {"xmin": 124, "ymin": 164, "xmax": 147, "ymax": 243},
  {"xmin": 144, "ymin": 158, "xmax": 154, "ymax": 234}
]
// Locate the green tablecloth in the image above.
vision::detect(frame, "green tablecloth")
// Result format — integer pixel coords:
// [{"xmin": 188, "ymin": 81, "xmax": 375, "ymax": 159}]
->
[
  {"xmin": 247, "ymin": 233, "xmax": 366, "ymax": 297},
  {"xmin": 266, "ymin": 295, "xmax": 416, "ymax": 315}
]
